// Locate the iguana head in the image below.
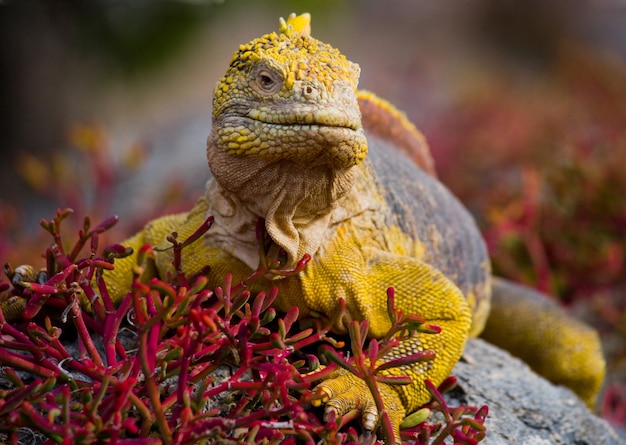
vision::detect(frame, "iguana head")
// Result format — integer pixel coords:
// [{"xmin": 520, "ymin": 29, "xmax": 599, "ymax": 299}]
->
[{"xmin": 209, "ymin": 13, "xmax": 367, "ymax": 169}]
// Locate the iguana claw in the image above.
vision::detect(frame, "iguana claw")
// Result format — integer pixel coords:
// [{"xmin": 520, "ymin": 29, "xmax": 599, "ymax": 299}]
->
[{"xmin": 312, "ymin": 369, "xmax": 405, "ymax": 443}]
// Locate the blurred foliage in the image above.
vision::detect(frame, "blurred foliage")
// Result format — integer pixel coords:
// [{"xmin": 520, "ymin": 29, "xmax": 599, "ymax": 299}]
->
[
  {"xmin": 426, "ymin": 43, "xmax": 626, "ymax": 428},
  {"xmin": 1, "ymin": 0, "xmax": 344, "ymax": 79},
  {"xmin": 429, "ymin": 44, "xmax": 626, "ymax": 303},
  {"xmin": 0, "ymin": 123, "xmax": 192, "ymax": 270},
  {"xmin": 66, "ymin": 0, "xmax": 216, "ymax": 77}
]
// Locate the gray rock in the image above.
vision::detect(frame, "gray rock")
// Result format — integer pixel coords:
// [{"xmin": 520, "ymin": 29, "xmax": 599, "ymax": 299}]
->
[{"xmin": 447, "ymin": 338, "xmax": 624, "ymax": 445}]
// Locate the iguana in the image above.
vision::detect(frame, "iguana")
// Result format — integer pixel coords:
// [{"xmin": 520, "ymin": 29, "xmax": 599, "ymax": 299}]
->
[{"xmin": 2, "ymin": 12, "xmax": 605, "ymax": 442}]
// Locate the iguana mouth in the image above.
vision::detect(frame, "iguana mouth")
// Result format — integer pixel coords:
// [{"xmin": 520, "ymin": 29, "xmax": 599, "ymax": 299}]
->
[{"xmin": 246, "ymin": 107, "xmax": 361, "ymax": 131}]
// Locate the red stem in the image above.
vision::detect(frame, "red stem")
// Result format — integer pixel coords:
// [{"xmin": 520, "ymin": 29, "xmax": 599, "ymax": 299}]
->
[{"xmin": 70, "ymin": 296, "xmax": 104, "ymax": 368}]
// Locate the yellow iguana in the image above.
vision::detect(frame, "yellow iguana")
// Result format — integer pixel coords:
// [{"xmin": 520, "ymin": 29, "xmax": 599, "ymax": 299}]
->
[{"xmin": 2, "ymin": 12, "xmax": 605, "ymax": 441}]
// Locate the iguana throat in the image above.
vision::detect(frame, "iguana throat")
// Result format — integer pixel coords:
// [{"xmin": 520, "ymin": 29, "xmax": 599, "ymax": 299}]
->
[{"xmin": 206, "ymin": 13, "xmax": 368, "ymax": 268}]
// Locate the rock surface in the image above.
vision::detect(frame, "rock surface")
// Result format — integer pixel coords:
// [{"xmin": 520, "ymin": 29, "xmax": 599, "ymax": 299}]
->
[{"xmin": 448, "ymin": 338, "xmax": 623, "ymax": 445}]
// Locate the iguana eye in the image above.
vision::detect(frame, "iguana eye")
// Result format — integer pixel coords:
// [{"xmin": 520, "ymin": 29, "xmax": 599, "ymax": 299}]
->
[
  {"xmin": 252, "ymin": 68, "xmax": 282, "ymax": 95},
  {"xmin": 259, "ymin": 74, "xmax": 274, "ymax": 88}
]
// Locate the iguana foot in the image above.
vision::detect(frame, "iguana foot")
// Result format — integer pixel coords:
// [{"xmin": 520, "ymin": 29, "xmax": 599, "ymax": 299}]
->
[{"xmin": 312, "ymin": 369, "xmax": 405, "ymax": 443}]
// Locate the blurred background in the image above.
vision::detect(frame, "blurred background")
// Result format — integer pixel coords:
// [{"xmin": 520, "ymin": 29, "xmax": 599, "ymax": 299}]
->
[{"xmin": 1, "ymin": 0, "xmax": 625, "ymax": 436}]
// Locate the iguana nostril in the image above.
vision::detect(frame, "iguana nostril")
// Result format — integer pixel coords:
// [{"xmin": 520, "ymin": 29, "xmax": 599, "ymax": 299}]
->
[{"xmin": 303, "ymin": 84, "xmax": 317, "ymax": 99}]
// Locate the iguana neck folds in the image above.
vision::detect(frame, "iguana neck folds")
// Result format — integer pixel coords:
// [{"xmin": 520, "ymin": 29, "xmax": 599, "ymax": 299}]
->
[{"xmin": 205, "ymin": 147, "xmax": 360, "ymax": 270}]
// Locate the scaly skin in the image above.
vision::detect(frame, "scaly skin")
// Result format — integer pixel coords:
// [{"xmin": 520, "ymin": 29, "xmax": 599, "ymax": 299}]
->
[{"xmin": 2, "ymin": 12, "xmax": 605, "ymax": 441}]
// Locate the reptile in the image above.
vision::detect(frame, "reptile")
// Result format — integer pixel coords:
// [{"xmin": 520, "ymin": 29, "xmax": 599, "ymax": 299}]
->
[{"xmin": 2, "ymin": 13, "xmax": 605, "ymax": 442}]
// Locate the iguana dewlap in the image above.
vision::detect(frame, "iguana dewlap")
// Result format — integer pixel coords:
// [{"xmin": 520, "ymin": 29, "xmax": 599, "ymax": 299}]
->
[{"xmin": 4, "ymin": 12, "xmax": 605, "ymax": 442}]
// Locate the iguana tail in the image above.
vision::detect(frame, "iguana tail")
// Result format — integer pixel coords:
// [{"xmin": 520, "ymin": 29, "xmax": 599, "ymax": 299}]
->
[{"xmin": 481, "ymin": 277, "xmax": 605, "ymax": 409}]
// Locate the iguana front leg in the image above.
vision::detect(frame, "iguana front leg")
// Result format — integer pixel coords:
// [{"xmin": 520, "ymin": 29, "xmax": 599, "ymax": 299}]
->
[{"xmin": 293, "ymin": 248, "xmax": 473, "ymax": 441}]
